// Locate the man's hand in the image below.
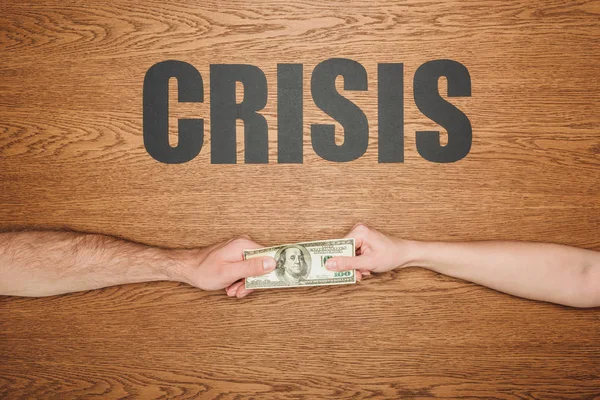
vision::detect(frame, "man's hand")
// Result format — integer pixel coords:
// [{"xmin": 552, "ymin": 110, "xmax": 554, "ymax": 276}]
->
[
  {"xmin": 178, "ymin": 237, "xmax": 276, "ymax": 292},
  {"xmin": 324, "ymin": 223, "xmax": 415, "ymax": 276}
]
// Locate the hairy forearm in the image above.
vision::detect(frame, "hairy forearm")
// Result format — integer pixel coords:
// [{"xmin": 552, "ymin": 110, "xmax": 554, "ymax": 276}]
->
[
  {"xmin": 0, "ymin": 231, "xmax": 197, "ymax": 297},
  {"xmin": 404, "ymin": 240, "xmax": 600, "ymax": 308}
]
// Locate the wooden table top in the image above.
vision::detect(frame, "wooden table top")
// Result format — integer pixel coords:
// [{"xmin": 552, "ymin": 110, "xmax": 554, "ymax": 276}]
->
[{"xmin": 1, "ymin": 1, "xmax": 599, "ymax": 398}]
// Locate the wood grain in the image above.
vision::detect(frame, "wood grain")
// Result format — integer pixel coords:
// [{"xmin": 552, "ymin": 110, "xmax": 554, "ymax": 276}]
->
[{"xmin": 1, "ymin": 0, "xmax": 599, "ymax": 398}]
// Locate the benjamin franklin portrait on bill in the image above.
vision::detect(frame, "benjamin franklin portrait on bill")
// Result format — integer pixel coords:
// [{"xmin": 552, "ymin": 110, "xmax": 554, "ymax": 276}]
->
[{"xmin": 274, "ymin": 245, "xmax": 311, "ymax": 285}]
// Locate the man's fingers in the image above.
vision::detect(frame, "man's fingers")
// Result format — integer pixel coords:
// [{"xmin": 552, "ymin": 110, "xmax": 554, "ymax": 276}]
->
[
  {"xmin": 227, "ymin": 256, "xmax": 276, "ymax": 282},
  {"xmin": 226, "ymin": 280, "xmax": 255, "ymax": 298},
  {"xmin": 227, "ymin": 279, "xmax": 244, "ymax": 291},
  {"xmin": 325, "ymin": 255, "xmax": 374, "ymax": 272},
  {"xmin": 226, "ymin": 280, "xmax": 245, "ymax": 296},
  {"xmin": 236, "ymin": 286, "xmax": 254, "ymax": 298},
  {"xmin": 226, "ymin": 282, "xmax": 253, "ymax": 298}
]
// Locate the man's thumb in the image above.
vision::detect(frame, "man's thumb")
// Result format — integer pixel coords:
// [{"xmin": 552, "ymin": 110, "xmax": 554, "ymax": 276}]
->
[
  {"xmin": 325, "ymin": 255, "xmax": 373, "ymax": 272},
  {"xmin": 230, "ymin": 256, "xmax": 276, "ymax": 281}
]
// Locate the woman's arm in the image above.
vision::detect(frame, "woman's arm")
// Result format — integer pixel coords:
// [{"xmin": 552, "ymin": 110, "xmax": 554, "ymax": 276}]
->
[{"xmin": 323, "ymin": 224, "xmax": 600, "ymax": 308}]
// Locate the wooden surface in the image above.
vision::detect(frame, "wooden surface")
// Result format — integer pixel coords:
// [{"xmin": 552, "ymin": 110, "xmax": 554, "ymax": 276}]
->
[{"xmin": 1, "ymin": 0, "xmax": 599, "ymax": 398}]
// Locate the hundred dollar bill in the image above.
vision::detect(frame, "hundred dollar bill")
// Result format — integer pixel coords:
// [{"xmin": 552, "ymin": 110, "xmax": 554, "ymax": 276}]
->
[{"xmin": 244, "ymin": 238, "xmax": 355, "ymax": 289}]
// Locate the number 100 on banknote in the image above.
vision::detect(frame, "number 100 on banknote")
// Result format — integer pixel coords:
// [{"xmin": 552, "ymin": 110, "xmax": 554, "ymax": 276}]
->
[{"xmin": 244, "ymin": 239, "xmax": 356, "ymax": 289}]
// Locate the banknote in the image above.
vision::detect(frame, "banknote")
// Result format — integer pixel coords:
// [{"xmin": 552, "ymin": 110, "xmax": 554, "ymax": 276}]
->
[{"xmin": 244, "ymin": 239, "xmax": 355, "ymax": 289}]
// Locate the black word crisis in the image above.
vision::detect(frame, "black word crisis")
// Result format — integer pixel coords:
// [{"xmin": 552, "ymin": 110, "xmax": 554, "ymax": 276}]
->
[{"xmin": 143, "ymin": 58, "xmax": 471, "ymax": 164}]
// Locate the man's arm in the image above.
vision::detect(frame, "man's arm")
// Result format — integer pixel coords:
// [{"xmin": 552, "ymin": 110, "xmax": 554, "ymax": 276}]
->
[
  {"xmin": 320, "ymin": 224, "xmax": 600, "ymax": 308},
  {"xmin": 0, "ymin": 230, "xmax": 276, "ymax": 297}
]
